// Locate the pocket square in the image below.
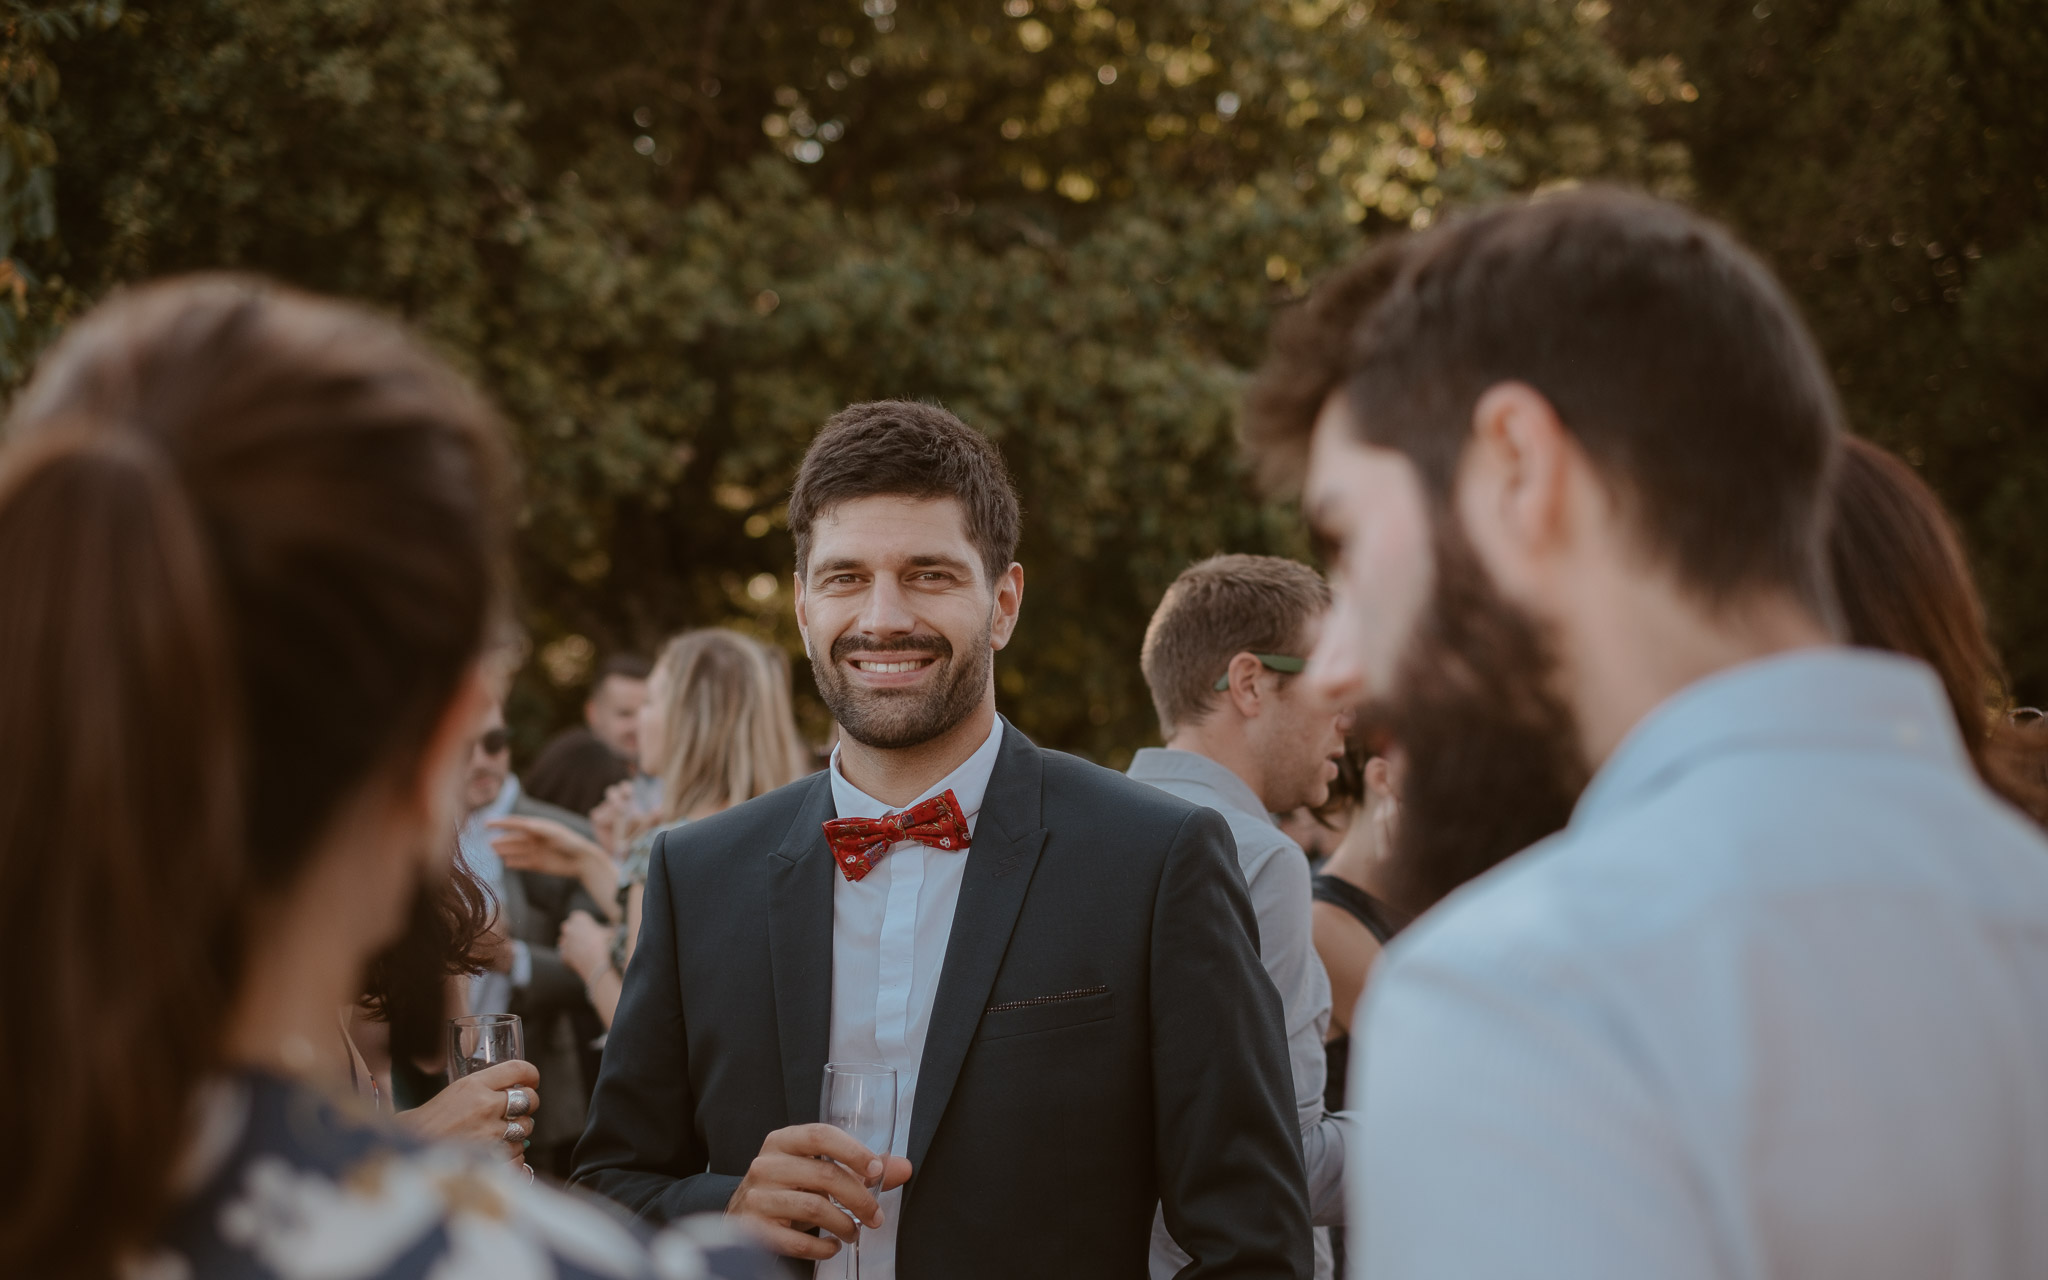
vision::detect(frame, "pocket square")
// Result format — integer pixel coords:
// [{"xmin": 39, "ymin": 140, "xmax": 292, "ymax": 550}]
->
[{"xmin": 985, "ymin": 984, "xmax": 1110, "ymax": 1014}]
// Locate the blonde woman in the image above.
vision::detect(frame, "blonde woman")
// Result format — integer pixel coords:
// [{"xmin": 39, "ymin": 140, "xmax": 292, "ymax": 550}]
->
[{"xmin": 551, "ymin": 629, "xmax": 811, "ymax": 1025}]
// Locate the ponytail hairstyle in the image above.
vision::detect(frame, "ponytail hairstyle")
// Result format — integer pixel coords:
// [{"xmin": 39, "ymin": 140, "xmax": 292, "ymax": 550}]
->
[
  {"xmin": 652, "ymin": 629, "xmax": 810, "ymax": 823},
  {"xmin": 0, "ymin": 276, "xmax": 512, "ymax": 1278}
]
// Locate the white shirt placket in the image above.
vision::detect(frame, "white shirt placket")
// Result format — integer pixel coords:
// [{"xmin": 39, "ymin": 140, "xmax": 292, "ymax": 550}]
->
[{"xmin": 874, "ymin": 838, "xmax": 924, "ymax": 1155}]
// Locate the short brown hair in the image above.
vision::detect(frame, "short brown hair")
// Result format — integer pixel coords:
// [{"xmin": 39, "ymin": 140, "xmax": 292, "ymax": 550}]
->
[
  {"xmin": 1248, "ymin": 188, "xmax": 1842, "ymax": 612},
  {"xmin": 789, "ymin": 400, "xmax": 1021, "ymax": 585},
  {"xmin": 1140, "ymin": 554, "xmax": 1331, "ymax": 736},
  {"xmin": 1242, "ymin": 236, "xmax": 1415, "ymax": 496}
]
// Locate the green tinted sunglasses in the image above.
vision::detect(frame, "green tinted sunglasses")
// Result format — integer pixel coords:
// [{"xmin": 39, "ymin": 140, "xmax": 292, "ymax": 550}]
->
[{"xmin": 1214, "ymin": 653, "xmax": 1307, "ymax": 691}]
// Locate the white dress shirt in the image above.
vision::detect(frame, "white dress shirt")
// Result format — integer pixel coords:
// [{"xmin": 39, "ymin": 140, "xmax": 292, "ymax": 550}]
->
[
  {"xmin": 820, "ymin": 715, "xmax": 1006, "ymax": 1280},
  {"xmin": 1352, "ymin": 649, "xmax": 2048, "ymax": 1280},
  {"xmin": 457, "ymin": 774, "xmax": 530, "ymax": 1014}
]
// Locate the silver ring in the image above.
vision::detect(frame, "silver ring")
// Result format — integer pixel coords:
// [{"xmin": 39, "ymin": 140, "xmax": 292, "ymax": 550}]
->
[
  {"xmin": 504, "ymin": 1087, "xmax": 533, "ymax": 1119},
  {"xmin": 503, "ymin": 1120, "xmax": 525, "ymax": 1144}
]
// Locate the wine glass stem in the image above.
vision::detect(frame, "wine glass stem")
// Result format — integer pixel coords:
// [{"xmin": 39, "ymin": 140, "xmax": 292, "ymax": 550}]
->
[{"xmin": 851, "ymin": 1225, "xmax": 862, "ymax": 1280}]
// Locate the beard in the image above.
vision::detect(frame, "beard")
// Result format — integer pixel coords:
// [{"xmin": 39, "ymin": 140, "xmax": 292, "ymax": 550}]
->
[
  {"xmin": 812, "ymin": 623, "xmax": 993, "ymax": 750},
  {"xmin": 1369, "ymin": 518, "xmax": 1590, "ymax": 921}
]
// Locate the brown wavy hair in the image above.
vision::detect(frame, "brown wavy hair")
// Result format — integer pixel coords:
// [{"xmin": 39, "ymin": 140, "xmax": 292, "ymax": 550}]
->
[
  {"xmin": 359, "ymin": 841, "xmax": 497, "ymax": 1067},
  {"xmin": 0, "ymin": 276, "xmax": 512, "ymax": 1277}
]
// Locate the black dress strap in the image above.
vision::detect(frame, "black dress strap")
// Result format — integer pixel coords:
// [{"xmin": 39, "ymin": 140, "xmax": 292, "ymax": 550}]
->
[{"xmin": 1313, "ymin": 874, "xmax": 1399, "ymax": 945}]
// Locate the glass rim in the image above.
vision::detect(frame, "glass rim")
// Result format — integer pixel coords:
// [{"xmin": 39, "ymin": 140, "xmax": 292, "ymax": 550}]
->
[
  {"xmin": 450, "ymin": 1013, "xmax": 522, "ymax": 1028},
  {"xmin": 822, "ymin": 1060, "xmax": 896, "ymax": 1076}
]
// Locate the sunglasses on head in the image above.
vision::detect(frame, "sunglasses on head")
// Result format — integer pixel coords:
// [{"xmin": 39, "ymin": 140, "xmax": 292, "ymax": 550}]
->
[
  {"xmin": 478, "ymin": 727, "xmax": 511, "ymax": 755},
  {"xmin": 1214, "ymin": 653, "xmax": 1307, "ymax": 692}
]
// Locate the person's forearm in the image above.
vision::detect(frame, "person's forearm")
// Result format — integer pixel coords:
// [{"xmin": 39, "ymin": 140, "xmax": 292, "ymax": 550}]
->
[
  {"xmin": 1301, "ymin": 1109, "xmax": 1351, "ymax": 1227},
  {"xmin": 583, "ymin": 965, "xmax": 621, "ymax": 1028},
  {"xmin": 578, "ymin": 855, "xmax": 620, "ymax": 922}
]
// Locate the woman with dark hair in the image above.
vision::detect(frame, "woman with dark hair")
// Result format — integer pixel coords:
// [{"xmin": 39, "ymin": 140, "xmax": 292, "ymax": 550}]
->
[
  {"xmin": 1827, "ymin": 435, "xmax": 2048, "ymax": 821},
  {"xmin": 1307, "ymin": 733, "xmax": 1409, "ymax": 1115},
  {"xmin": 348, "ymin": 842, "xmax": 544, "ymax": 1153},
  {"xmin": 1829, "ymin": 436, "xmax": 2006, "ymax": 767},
  {"xmin": 524, "ymin": 728, "xmax": 633, "ymax": 818},
  {"xmin": 0, "ymin": 277, "xmax": 762, "ymax": 1279}
]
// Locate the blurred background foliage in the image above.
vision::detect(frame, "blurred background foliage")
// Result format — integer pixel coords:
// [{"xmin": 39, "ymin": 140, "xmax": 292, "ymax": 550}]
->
[{"xmin": 2, "ymin": 0, "xmax": 2041, "ymax": 761}]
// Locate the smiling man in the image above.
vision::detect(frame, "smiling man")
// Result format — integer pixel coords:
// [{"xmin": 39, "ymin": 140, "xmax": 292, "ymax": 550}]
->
[
  {"xmin": 574, "ymin": 401, "xmax": 1312, "ymax": 1280},
  {"xmin": 1245, "ymin": 190, "xmax": 2048, "ymax": 1280}
]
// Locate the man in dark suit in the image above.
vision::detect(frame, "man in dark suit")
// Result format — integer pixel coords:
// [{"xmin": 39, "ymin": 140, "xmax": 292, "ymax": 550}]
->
[{"xmin": 574, "ymin": 402, "xmax": 1312, "ymax": 1279}]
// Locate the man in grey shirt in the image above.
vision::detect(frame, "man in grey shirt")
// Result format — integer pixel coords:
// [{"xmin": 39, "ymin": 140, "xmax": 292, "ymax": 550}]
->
[{"xmin": 1129, "ymin": 554, "xmax": 1352, "ymax": 1280}]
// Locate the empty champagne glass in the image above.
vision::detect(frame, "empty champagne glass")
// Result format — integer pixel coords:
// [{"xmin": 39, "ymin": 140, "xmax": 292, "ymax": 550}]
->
[
  {"xmin": 821, "ymin": 1062, "xmax": 897, "ymax": 1280},
  {"xmin": 448, "ymin": 1012, "xmax": 523, "ymax": 1079}
]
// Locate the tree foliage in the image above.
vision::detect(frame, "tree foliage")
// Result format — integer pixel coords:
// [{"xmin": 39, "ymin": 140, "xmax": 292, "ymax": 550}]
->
[
  {"xmin": 1610, "ymin": 0, "xmax": 2048, "ymax": 700},
  {"xmin": 14, "ymin": 0, "xmax": 1684, "ymax": 758}
]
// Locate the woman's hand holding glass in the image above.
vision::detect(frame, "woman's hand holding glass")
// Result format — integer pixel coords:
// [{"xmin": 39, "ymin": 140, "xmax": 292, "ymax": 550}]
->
[{"xmin": 395, "ymin": 1058, "xmax": 539, "ymax": 1168}]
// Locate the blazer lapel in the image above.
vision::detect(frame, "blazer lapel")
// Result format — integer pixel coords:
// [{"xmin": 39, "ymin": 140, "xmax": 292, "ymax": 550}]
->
[
  {"xmin": 766, "ymin": 773, "xmax": 839, "ymax": 1127},
  {"xmin": 904, "ymin": 721, "xmax": 1048, "ymax": 1176}
]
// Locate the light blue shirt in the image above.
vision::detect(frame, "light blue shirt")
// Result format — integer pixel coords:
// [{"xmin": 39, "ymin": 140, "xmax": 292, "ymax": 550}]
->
[
  {"xmin": 1352, "ymin": 648, "xmax": 2048, "ymax": 1280},
  {"xmin": 459, "ymin": 774, "xmax": 531, "ymax": 1011}
]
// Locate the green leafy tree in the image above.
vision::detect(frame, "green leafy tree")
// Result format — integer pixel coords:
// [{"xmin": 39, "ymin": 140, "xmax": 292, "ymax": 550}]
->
[
  {"xmin": 19, "ymin": 0, "xmax": 1679, "ymax": 760},
  {"xmin": 1609, "ymin": 0, "xmax": 2048, "ymax": 699}
]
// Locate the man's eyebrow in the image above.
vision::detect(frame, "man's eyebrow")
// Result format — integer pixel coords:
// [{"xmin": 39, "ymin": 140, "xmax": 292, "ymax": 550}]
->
[
  {"xmin": 905, "ymin": 553, "xmax": 974, "ymax": 571},
  {"xmin": 812, "ymin": 557, "xmax": 868, "ymax": 574}
]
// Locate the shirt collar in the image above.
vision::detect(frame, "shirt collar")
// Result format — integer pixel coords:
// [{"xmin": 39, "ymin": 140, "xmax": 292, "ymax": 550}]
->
[
  {"xmin": 828, "ymin": 713, "xmax": 1007, "ymax": 823},
  {"xmin": 1572, "ymin": 646, "xmax": 1969, "ymax": 831},
  {"xmin": 1125, "ymin": 747, "xmax": 1272, "ymax": 825}
]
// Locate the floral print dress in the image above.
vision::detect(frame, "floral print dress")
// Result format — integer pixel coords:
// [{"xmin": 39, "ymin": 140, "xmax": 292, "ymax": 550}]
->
[{"xmin": 133, "ymin": 1069, "xmax": 775, "ymax": 1280}]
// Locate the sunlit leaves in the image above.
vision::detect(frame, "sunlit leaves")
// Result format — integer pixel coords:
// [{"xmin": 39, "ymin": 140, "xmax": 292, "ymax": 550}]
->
[{"xmin": 18, "ymin": 0, "xmax": 1679, "ymax": 757}]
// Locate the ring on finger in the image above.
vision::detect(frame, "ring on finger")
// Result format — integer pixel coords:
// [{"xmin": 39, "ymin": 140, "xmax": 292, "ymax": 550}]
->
[
  {"xmin": 504, "ymin": 1087, "xmax": 534, "ymax": 1120},
  {"xmin": 503, "ymin": 1120, "xmax": 526, "ymax": 1144}
]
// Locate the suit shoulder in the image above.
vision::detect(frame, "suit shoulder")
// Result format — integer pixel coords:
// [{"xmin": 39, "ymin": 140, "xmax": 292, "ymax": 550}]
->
[{"xmin": 1037, "ymin": 747, "xmax": 1218, "ymax": 835}]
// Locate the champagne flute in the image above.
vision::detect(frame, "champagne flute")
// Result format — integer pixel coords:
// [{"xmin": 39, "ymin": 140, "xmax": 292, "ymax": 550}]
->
[
  {"xmin": 821, "ymin": 1062, "xmax": 897, "ymax": 1280},
  {"xmin": 448, "ymin": 1012, "xmax": 524, "ymax": 1079}
]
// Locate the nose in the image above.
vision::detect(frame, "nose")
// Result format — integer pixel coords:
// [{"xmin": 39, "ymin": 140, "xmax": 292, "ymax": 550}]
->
[{"xmin": 856, "ymin": 573, "xmax": 919, "ymax": 639}]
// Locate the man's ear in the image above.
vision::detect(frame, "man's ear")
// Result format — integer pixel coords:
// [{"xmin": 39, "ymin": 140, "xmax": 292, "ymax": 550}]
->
[
  {"xmin": 793, "ymin": 571, "xmax": 810, "ymax": 651},
  {"xmin": 989, "ymin": 562, "xmax": 1025, "ymax": 650},
  {"xmin": 1364, "ymin": 754, "xmax": 1395, "ymax": 800},
  {"xmin": 1457, "ymin": 381, "xmax": 1575, "ymax": 597},
  {"xmin": 1220, "ymin": 651, "xmax": 1267, "ymax": 719}
]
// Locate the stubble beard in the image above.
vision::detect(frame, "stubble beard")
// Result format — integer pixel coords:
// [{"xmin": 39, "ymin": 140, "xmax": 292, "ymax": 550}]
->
[
  {"xmin": 814, "ymin": 622, "xmax": 994, "ymax": 751},
  {"xmin": 1369, "ymin": 518, "xmax": 1591, "ymax": 919}
]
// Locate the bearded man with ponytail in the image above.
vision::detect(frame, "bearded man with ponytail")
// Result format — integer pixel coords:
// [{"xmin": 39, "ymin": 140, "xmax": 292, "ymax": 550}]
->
[{"xmin": 0, "ymin": 277, "xmax": 764, "ymax": 1279}]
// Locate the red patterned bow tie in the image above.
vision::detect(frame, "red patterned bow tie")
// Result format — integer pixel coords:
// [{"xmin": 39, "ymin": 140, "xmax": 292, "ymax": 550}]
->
[{"xmin": 823, "ymin": 789, "xmax": 972, "ymax": 882}]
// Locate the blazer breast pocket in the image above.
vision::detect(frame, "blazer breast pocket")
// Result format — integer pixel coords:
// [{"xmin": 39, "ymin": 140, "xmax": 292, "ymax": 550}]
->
[{"xmin": 976, "ymin": 985, "xmax": 1114, "ymax": 1042}]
